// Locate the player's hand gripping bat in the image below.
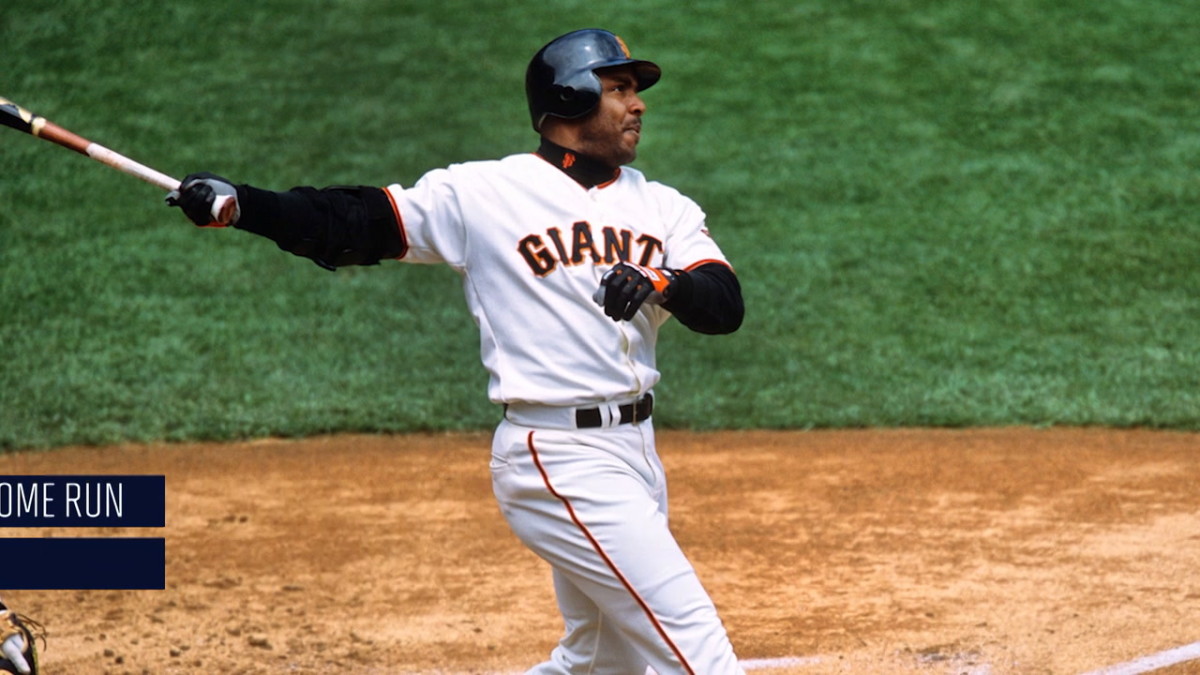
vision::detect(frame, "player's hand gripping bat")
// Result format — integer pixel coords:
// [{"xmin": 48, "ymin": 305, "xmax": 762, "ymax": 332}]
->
[{"xmin": 0, "ymin": 96, "xmax": 235, "ymax": 225}]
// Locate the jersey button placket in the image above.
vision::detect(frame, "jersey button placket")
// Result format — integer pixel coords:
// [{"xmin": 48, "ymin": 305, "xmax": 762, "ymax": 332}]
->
[{"xmin": 587, "ymin": 193, "xmax": 643, "ymax": 393}]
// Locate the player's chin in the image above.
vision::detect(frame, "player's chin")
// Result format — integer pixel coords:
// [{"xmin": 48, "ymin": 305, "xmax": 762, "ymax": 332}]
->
[{"xmin": 617, "ymin": 138, "xmax": 639, "ymax": 164}]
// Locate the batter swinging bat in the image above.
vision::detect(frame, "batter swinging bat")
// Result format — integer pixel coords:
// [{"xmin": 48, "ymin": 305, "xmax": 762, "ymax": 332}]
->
[{"xmin": 0, "ymin": 96, "xmax": 234, "ymax": 224}]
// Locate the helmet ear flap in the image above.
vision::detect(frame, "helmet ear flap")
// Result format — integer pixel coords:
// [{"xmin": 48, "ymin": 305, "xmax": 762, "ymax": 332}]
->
[
  {"xmin": 554, "ymin": 85, "xmax": 577, "ymax": 104},
  {"xmin": 552, "ymin": 78, "xmax": 600, "ymax": 114},
  {"xmin": 532, "ymin": 79, "xmax": 600, "ymax": 132}
]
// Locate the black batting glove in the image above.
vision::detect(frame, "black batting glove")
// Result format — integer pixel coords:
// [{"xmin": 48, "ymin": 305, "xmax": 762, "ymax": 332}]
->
[
  {"xmin": 165, "ymin": 172, "xmax": 239, "ymax": 227},
  {"xmin": 594, "ymin": 262, "xmax": 678, "ymax": 321}
]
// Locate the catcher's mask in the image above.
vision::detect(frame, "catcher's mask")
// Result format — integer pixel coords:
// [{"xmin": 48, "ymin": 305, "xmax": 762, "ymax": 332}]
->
[{"xmin": 525, "ymin": 29, "xmax": 661, "ymax": 132}]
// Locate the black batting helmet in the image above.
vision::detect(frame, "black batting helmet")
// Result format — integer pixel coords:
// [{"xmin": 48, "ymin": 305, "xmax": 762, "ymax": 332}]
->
[{"xmin": 525, "ymin": 29, "xmax": 661, "ymax": 132}]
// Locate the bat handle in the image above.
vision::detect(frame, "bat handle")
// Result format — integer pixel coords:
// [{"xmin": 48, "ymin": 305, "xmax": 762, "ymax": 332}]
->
[
  {"xmin": 86, "ymin": 143, "xmax": 236, "ymax": 225},
  {"xmin": 87, "ymin": 144, "xmax": 179, "ymax": 191}
]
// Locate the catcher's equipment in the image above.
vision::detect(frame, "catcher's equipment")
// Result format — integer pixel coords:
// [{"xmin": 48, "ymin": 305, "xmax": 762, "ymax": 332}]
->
[
  {"xmin": 166, "ymin": 172, "xmax": 241, "ymax": 227},
  {"xmin": 0, "ymin": 608, "xmax": 43, "ymax": 675},
  {"xmin": 594, "ymin": 262, "xmax": 678, "ymax": 321},
  {"xmin": 526, "ymin": 29, "xmax": 661, "ymax": 131}
]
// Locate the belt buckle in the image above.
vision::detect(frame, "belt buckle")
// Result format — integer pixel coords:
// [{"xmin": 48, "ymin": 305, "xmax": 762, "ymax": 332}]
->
[
  {"xmin": 629, "ymin": 393, "xmax": 653, "ymax": 424},
  {"xmin": 618, "ymin": 402, "xmax": 634, "ymax": 425}
]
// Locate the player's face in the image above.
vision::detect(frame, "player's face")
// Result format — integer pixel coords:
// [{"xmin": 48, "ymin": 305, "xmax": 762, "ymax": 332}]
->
[{"xmin": 576, "ymin": 67, "xmax": 646, "ymax": 167}]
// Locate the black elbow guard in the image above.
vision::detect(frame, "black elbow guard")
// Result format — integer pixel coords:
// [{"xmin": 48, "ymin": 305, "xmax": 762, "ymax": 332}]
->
[
  {"xmin": 235, "ymin": 184, "xmax": 406, "ymax": 271},
  {"xmin": 285, "ymin": 186, "xmax": 406, "ymax": 270}
]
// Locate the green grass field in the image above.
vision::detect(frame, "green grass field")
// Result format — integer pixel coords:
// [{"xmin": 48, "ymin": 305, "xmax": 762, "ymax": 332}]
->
[{"xmin": 2, "ymin": 0, "xmax": 1197, "ymax": 449}]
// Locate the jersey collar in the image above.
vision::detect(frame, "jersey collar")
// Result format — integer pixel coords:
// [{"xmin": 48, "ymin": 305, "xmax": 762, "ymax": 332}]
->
[{"xmin": 536, "ymin": 138, "xmax": 621, "ymax": 189}]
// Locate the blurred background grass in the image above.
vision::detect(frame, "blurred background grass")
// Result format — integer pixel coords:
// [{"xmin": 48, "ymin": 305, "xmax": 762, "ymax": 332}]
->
[{"xmin": 2, "ymin": 0, "xmax": 1197, "ymax": 448}]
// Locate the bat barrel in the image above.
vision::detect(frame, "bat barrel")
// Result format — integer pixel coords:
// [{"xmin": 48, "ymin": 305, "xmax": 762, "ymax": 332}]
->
[
  {"xmin": 0, "ymin": 97, "xmax": 36, "ymax": 132},
  {"xmin": 2, "ymin": 95, "xmax": 232, "ymax": 223}
]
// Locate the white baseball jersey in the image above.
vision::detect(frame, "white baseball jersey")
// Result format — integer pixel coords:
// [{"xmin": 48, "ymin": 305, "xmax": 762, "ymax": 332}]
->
[{"xmin": 383, "ymin": 152, "xmax": 730, "ymax": 407}]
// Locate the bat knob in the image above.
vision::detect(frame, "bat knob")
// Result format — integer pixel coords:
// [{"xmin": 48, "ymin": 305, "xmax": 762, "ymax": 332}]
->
[{"xmin": 213, "ymin": 195, "xmax": 239, "ymax": 226}]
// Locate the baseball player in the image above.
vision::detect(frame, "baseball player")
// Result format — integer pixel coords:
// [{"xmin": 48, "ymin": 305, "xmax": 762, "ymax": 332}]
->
[
  {"xmin": 0, "ymin": 598, "xmax": 41, "ymax": 674},
  {"xmin": 168, "ymin": 28, "xmax": 745, "ymax": 674}
]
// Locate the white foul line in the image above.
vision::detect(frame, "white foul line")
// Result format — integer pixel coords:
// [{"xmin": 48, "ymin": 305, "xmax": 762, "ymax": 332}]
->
[
  {"xmin": 1078, "ymin": 641, "xmax": 1200, "ymax": 675},
  {"xmin": 485, "ymin": 656, "xmax": 823, "ymax": 674},
  {"xmin": 742, "ymin": 656, "xmax": 822, "ymax": 670}
]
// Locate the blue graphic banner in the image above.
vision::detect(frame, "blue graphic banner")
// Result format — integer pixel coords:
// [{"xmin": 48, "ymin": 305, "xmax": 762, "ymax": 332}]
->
[
  {"xmin": 0, "ymin": 538, "xmax": 166, "ymax": 589},
  {"xmin": 0, "ymin": 475, "xmax": 165, "ymax": 527}
]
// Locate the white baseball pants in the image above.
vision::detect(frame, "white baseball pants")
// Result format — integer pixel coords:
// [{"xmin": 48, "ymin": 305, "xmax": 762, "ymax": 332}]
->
[{"xmin": 491, "ymin": 415, "xmax": 743, "ymax": 675}]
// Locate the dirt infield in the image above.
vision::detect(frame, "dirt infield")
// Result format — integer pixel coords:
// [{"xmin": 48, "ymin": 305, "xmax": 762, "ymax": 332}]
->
[{"xmin": 1, "ymin": 428, "xmax": 1198, "ymax": 674}]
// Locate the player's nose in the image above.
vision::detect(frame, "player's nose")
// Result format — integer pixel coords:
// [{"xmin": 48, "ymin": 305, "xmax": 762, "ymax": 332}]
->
[{"xmin": 629, "ymin": 92, "xmax": 646, "ymax": 116}]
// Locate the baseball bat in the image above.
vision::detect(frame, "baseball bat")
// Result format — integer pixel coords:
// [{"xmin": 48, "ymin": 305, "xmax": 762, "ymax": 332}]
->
[{"xmin": 0, "ymin": 96, "xmax": 234, "ymax": 224}]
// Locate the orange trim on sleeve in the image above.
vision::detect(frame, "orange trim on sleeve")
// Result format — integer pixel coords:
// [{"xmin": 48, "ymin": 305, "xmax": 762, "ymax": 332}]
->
[
  {"xmin": 380, "ymin": 186, "xmax": 410, "ymax": 260},
  {"xmin": 683, "ymin": 258, "xmax": 733, "ymax": 273}
]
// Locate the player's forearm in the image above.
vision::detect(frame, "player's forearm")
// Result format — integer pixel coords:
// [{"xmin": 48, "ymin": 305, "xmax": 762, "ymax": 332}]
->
[
  {"xmin": 662, "ymin": 262, "xmax": 744, "ymax": 335},
  {"xmin": 234, "ymin": 184, "xmax": 406, "ymax": 270}
]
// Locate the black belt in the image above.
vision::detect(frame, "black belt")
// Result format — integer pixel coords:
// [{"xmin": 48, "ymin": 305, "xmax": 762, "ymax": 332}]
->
[{"xmin": 575, "ymin": 394, "xmax": 654, "ymax": 428}]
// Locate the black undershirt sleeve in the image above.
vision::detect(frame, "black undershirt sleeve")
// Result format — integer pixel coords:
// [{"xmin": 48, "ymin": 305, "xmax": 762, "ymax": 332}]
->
[
  {"xmin": 662, "ymin": 263, "xmax": 745, "ymax": 335},
  {"xmin": 232, "ymin": 184, "xmax": 406, "ymax": 270}
]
